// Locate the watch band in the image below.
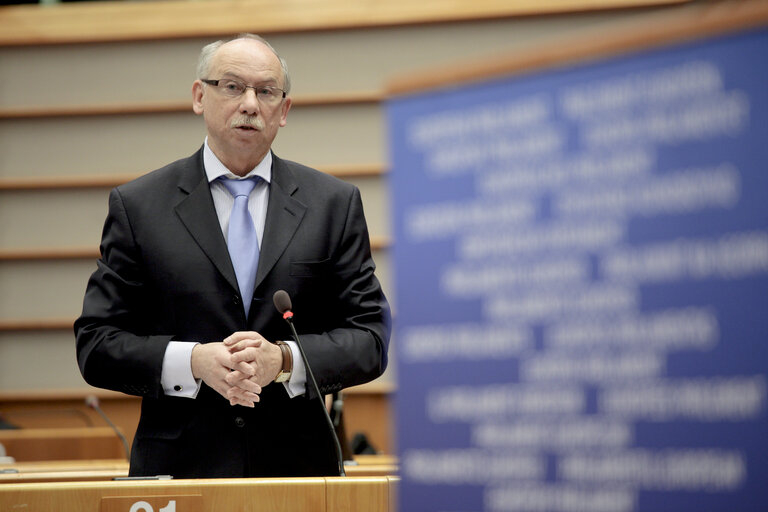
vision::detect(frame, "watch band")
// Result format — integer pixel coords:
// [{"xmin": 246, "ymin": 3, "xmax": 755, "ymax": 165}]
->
[{"xmin": 274, "ymin": 340, "xmax": 293, "ymax": 383}]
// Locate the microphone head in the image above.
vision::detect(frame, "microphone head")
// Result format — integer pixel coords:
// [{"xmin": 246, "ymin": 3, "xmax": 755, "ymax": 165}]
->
[
  {"xmin": 273, "ymin": 290, "xmax": 293, "ymax": 314},
  {"xmin": 85, "ymin": 395, "xmax": 100, "ymax": 409}
]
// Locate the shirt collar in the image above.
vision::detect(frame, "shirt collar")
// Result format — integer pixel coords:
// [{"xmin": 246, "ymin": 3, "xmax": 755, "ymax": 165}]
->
[{"xmin": 203, "ymin": 137, "xmax": 272, "ymax": 184}]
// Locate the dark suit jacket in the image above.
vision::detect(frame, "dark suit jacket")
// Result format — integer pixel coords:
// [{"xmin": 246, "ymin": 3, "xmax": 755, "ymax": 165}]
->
[{"xmin": 74, "ymin": 147, "xmax": 390, "ymax": 478}]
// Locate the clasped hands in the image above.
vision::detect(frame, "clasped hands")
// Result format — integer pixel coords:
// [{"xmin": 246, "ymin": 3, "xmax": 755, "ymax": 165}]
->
[{"xmin": 191, "ymin": 331, "xmax": 282, "ymax": 407}]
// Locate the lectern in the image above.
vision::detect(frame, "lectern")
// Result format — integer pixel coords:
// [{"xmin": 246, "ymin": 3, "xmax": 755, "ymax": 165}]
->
[{"xmin": 0, "ymin": 476, "xmax": 397, "ymax": 511}]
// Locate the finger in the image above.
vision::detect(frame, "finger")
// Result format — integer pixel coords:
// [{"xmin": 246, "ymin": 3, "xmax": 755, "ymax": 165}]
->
[
  {"xmin": 222, "ymin": 331, "xmax": 261, "ymax": 346},
  {"xmin": 225, "ymin": 369, "xmax": 256, "ymax": 385},
  {"xmin": 212, "ymin": 382, "xmax": 236, "ymax": 402},
  {"xmin": 230, "ymin": 359, "xmax": 256, "ymax": 376},
  {"xmin": 234, "ymin": 378, "xmax": 262, "ymax": 395},
  {"xmin": 228, "ymin": 389, "xmax": 260, "ymax": 405},
  {"xmin": 229, "ymin": 397, "xmax": 255, "ymax": 408},
  {"xmin": 227, "ymin": 387, "xmax": 260, "ymax": 401},
  {"xmin": 225, "ymin": 385, "xmax": 257, "ymax": 407},
  {"xmin": 227, "ymin": 338, "xmax": 264, "ymax": 354},
  {"xmin": 231, "ymin": 347, "xmax": 260, "ymax": 363}
]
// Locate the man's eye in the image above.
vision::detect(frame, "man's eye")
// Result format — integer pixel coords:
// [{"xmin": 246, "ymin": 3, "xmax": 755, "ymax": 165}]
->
[
  {"xmin": 258, "ymin": 88, "xmax": 275, "ymax": 96},
  {"xmin": 224, "ymin": 82, "xmax": 242, "ymax": 92}
]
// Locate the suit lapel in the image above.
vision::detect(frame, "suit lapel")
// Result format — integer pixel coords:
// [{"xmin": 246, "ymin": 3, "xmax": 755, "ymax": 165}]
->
[
  {"xmin": 255, "ymin": 154, "xmax": 307, "ymax": 291},
  {"xmin": 174, "ymin": 150, "xmax": 239, "ymax": 294}
]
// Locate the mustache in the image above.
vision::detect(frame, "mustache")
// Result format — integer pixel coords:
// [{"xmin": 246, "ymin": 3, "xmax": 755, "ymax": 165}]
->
[{"xmin": 231, "ymin": 115, "xmax": 264, "ymax": 130}]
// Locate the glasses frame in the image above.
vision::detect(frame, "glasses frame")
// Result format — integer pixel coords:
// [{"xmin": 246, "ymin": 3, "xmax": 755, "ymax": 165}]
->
[{"xmin": 201, "ymin": 78, "xmax": 287, "ymax": 104}]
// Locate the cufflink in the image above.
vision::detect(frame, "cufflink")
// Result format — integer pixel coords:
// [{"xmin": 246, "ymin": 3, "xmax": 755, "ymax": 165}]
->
[{"xmin": 174, "ymin": 385, "xmax": 183, "ymax": 392}]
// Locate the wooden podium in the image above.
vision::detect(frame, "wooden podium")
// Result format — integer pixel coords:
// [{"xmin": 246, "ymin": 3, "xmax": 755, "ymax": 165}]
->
[{"xmin": 0, "ymin": 475, "xmax": 397, "ymax": 511}]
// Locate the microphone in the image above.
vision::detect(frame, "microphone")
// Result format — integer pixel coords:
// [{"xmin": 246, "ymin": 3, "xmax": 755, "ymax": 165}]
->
[
  {"xmin": 273, "ymin": 290, "xmax": 347, "ymax": 476},
  {"xmin": 85, "ymin": 395, "xmax": 130, "ymax": 461}
]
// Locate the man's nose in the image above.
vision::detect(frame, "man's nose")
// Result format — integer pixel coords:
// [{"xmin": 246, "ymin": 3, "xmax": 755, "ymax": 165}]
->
[{"xmin": 240, "ymin": 88, "xmax": 261, "ymax": 114}]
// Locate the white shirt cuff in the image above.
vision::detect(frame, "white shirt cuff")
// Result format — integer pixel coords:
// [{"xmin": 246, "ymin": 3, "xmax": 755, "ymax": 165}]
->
[
  {"xmin": 282, "ymin": 339, "xmax": 306, "ymax": 397},
  {"xmin": 161, "ymin": 341, "xmax": 202, "ymax": 398}
]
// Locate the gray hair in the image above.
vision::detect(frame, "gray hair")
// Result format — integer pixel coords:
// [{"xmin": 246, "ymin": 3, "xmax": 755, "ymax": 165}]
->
[{"xmin": 196, "ymin": 33, "xmax": 291, "ymax": 94}]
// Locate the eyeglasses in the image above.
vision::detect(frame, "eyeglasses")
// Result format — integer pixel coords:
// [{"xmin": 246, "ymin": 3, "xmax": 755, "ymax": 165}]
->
[{"xmin": 201, "ymin": 79, "xmax": 287, "ymax": 105}]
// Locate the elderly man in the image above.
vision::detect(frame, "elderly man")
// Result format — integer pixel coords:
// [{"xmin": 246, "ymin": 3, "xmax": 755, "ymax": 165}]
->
[{"xmin": 75, "ymin": 34, "xmax": 390, "ymax": 478}]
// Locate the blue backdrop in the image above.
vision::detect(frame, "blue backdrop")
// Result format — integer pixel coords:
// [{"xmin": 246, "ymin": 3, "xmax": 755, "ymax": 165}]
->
[{"xmin": 388, "ymin": 27, "xmax": 768, "ymax": 512}]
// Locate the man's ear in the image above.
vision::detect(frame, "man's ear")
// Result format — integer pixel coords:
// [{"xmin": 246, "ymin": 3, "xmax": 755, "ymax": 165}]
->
[
  {"xmin": 279, "ymin": 97, "xmax": 292, "ymax": 127},
  {"xmin": 192, "ymin": 80, "xmax": 205, "ymax": 115}
]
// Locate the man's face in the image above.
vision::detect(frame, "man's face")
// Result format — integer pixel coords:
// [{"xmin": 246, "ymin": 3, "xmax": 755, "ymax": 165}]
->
[{"xmin": 192, "ymin": 38, "xmax": 291, "ymax": 172}]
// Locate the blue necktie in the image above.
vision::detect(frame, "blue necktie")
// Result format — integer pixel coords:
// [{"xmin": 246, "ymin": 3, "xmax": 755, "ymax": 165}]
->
[{"xmin": 220, "ymin": 177, "xmax": 260, "ymax": 318}]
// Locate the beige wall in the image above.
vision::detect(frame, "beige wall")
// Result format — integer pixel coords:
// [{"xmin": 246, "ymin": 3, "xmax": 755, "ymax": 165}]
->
[{"xmin": 0, "ymin": 2, "xmax": 707, "ymax": 391}]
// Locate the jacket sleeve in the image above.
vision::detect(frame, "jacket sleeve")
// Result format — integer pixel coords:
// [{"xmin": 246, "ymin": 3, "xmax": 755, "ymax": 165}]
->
[
  {"xmin": 297, "ymin": 186, "xmax": 391, "ymax": 397},
  {"xmin": 74, "ymin": 187, "xmax": 172, "ymax": 398}
]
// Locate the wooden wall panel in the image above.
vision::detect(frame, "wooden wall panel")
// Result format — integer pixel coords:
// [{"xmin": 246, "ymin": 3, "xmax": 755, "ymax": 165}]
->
[
  {"xmin": 0, "ymin": 260, "xmax": 96, "ymax": 320},
  {"xmin": 0, "ymin": 0, "xmax": 687, "ymax": 46},
  {"xmin": 0, "ymin": 190, "xmax": 107, "ymax": 247},
  {"xmin": 0, "ymin": 106, "xmax": 382, "ymax": 178},
  {"xmin": 0, "ymin": 332, "xmax": 85, "ymax": 390},
  {"xmin": 0, "ymin": 427, "xmax": 126, "ymax": 462},
  {"xmin": 0, "ymin": 114, "xmax": 204, "ymax": 179}
]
